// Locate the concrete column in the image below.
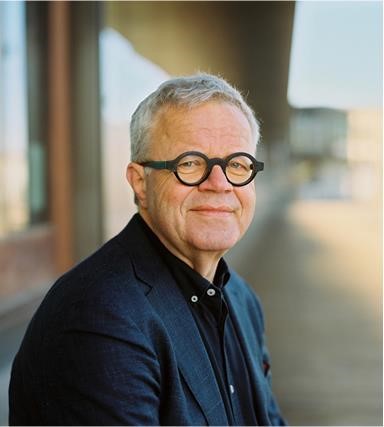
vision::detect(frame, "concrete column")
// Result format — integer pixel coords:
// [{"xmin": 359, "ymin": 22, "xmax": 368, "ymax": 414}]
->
[
  {"xmin": 70, "ymin": 2, "xmax": 103, "ymax": 261},
  {"xmin": 48, "ymin": 1, "xmax": 74, "ymax": 271}
]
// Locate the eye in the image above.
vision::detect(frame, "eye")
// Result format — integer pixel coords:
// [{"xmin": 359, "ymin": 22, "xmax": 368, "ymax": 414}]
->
[
  {"xmin": 179, "ymin": 160, "xmax": 199, "ymax": 168},
  {"xmin": 177, "ymin": 157, "xmax": 204, "ymax": 170},
  {"xmin": 228, "ymin": 160, "xmax": 247, "ymax": 170}
]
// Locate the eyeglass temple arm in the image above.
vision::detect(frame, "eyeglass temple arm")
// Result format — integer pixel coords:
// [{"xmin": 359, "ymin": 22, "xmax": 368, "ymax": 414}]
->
[
  {"xmin": 256, "ymin": 161, "xmax": 264, "ymax": 171},
  {"xmin": 249, "ymin": 161, "xmax": 264, "ymax": 172},
  {"xmin": 140, "ymin": 160, "xmax": 177, "ymax": 171}
]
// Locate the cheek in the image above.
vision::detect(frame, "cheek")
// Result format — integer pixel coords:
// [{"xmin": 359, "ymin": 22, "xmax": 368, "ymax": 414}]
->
[
  {"xmin": 238, "ymin": 185, "xmax": 256, "ymax": 212},
  {"xmin": 237, "ymin": 186, "xmax": 256, "ymax": 230},
  {"xmin": 147, "ymin": 175, "xmax": 191, "ymax": 218}
]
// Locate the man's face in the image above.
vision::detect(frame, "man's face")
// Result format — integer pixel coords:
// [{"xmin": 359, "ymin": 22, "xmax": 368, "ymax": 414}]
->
[{"xmin": 132, "ymin": 101, "xmax": 257, "ymax": 262}]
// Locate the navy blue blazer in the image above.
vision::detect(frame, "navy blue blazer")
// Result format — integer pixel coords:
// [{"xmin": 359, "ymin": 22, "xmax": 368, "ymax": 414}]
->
[{"xmin": 9, "ymin": 214, "xmax": 286, "ymax": 426}]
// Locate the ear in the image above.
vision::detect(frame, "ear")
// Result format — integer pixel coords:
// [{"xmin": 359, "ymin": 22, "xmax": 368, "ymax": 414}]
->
[{"xmin": 126, "ymin": 162, "xmax": 148, "ymax": 209}]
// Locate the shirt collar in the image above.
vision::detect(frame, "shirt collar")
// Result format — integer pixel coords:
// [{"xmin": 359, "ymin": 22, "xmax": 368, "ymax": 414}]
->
[{"xmin": 136, "ymin": 213, "xmax": 231, "ymax": 302}]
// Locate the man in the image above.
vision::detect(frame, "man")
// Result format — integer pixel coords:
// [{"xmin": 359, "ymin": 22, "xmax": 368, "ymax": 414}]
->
[{"xmin": 9, "ymin": 74, "xmax": 286, "ymax": 425}]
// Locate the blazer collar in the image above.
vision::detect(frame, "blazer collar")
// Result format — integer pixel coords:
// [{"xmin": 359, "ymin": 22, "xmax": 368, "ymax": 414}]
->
[{"xmin": 120, "ymin": 214, "xmax": 228, "ymax": 426}]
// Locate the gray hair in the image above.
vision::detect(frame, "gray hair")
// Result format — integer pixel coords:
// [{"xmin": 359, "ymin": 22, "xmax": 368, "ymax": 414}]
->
[{"xmin": 130, "ymin": 73, "xmax": 260, "ymax": 162}]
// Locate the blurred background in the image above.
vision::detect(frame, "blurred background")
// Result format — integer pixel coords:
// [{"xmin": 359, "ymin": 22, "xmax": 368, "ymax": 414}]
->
[{"xmin": 0, "ymin": 1, "xmax": 382, "ymax": 425}]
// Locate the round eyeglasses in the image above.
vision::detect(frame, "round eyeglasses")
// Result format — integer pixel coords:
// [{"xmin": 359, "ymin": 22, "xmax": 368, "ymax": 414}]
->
[{"xmin": 140, "ymin": 151, "xmax": 264, "ymax": 187}]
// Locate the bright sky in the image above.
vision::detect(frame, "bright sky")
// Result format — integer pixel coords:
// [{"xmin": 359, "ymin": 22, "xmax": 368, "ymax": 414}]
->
[{"xmin": 288, "ymin": 1, "xmax": 383, "ymax": 109}]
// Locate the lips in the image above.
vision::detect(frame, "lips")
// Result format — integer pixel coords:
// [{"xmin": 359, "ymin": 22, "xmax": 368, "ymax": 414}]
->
[{"xmin": 190, "ymin": 205, "xmax": 235, "ymax": 216}]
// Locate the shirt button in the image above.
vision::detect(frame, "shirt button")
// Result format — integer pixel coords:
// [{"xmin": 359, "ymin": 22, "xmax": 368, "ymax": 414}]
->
[
  {"xmin": 229, "ymin": 384, "xmax": 235, "ymax": 394},
  {"xmin": 191, "ymin": 295, "xmax": 199, "ymax": 303},
  {"xmin": 207, "ymin": 288, "xmax": 216, "ymax": 297}
]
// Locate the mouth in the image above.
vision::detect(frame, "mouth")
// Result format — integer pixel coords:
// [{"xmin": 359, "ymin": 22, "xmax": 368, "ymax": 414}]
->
[{"xmin": 190, "ymin": 206, "xmax": 235, "ymax": 217}]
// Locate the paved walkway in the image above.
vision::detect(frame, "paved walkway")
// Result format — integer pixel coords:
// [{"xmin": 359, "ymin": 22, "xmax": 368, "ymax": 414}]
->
[{"xmin": 230, "ymin": 197, "xmax": 382, "ymax": 426}]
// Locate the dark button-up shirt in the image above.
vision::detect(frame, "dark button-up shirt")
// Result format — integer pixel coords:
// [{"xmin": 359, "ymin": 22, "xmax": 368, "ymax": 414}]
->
[{"xmin": 137, "ymin": 215, "xmax": 258, "ymax": 425}]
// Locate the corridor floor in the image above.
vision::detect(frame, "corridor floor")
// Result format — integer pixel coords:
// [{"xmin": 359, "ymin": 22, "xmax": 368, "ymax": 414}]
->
[{"xmin": 230, "ymin": 197, "xmax": 382, "ymax": 426}]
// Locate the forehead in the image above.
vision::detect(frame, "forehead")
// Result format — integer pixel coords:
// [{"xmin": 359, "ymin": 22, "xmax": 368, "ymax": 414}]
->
[{"xmin": 150, "ymin": 101, "xmax": 254, "ymax": 155}]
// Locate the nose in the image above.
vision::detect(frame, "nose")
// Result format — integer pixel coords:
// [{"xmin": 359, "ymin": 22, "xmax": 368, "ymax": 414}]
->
[{"xmin": 198, "ymin": 165, "xmax": 232, "ymax": 192}]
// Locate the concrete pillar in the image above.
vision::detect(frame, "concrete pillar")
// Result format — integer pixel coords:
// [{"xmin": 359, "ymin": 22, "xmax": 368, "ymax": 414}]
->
[{"xmin": 70, "ymin": 2, "xmax": 103, "ymax": 261}]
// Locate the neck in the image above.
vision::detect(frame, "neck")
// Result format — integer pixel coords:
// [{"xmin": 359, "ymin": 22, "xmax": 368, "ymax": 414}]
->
[{"xmin": 181, "ymin": 251, "xmax": 223, "ymax": 283}]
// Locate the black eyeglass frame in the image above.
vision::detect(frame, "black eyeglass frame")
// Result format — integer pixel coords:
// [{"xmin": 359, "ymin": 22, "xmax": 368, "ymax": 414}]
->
[{"xmin": 140, "ymin": 151, "xmax": 264, "ymax": 187}]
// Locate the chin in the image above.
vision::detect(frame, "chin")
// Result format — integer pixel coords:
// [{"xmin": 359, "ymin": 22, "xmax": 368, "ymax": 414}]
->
[{"xmin": 189, "ymin": 229, "xmax": 240, "ymax": 252}]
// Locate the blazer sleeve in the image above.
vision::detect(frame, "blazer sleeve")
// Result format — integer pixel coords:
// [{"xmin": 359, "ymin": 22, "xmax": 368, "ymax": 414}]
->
[
  {"xmin": 261, "ymin": 334, "xmax": 288, "ymax": 426},
  {"xmin": 227, "ymin": 270, "xmax": 287, "ymax": 426},
  {"xmin": 252, "ymin": 292, "xmax": 288, "ymax": 426},
  {"xmin": 43, "ymin": 303, "xmax": 162, "ymax": 425}
]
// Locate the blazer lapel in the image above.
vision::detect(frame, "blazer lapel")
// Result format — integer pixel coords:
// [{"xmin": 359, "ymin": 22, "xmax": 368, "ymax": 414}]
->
[
  {"xmin": 146, "ymin": 282, "xmax": 228, "ymax": 426},
  {"xmin": 125, "ymin": 216, "xmax": 228, "ymax": 426}
]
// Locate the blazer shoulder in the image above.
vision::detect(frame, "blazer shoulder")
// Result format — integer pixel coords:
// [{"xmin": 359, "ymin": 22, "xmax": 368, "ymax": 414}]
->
[
  {"xmin": 45, "ymin": 214, "xmax": 150, "ymax": 303},
  {"xmin": 31, "ymin": 216, "xmax": 159, "ymax": 338}
]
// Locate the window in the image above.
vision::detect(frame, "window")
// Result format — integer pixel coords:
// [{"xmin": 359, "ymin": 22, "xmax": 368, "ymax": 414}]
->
[{"xmin": 0, "ymin": 1, "xmax": 29, "ymax": 236}]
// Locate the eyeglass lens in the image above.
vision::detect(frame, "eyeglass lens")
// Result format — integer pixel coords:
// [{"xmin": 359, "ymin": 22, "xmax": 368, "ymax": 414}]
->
[{"xmin": 176, "ymin": 153, "xmax": 254, "ymax": 185}]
